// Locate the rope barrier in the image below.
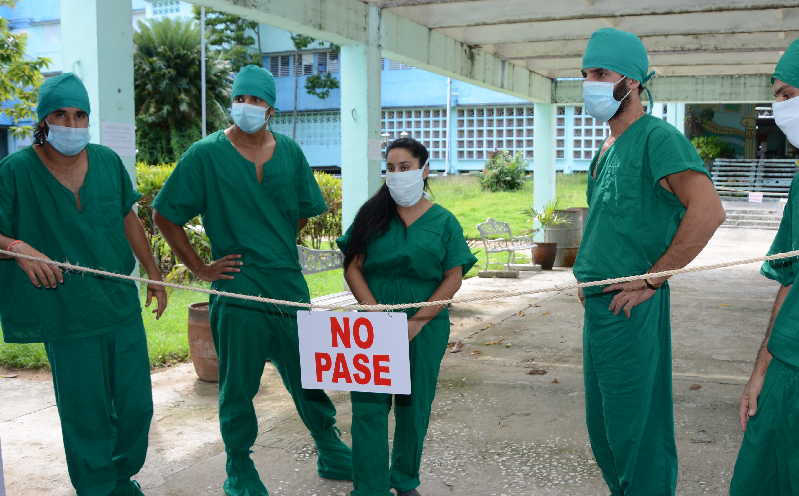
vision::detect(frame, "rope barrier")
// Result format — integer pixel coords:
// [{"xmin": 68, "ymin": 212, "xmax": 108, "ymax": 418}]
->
[{"xmin": 1, "ymin": 247, "xmax": 797, "ymax": 311}]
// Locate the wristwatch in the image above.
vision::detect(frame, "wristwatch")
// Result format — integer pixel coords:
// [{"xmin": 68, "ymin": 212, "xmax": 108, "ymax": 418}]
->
[{"xmin": 644, "ymin": 278, "xmax": 659, "ymax": 290}]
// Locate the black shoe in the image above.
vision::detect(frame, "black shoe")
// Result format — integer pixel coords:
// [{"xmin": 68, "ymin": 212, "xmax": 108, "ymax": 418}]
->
[{"xmin": 397, "ymin": 490, "xmax": 421, "ymax": 496}]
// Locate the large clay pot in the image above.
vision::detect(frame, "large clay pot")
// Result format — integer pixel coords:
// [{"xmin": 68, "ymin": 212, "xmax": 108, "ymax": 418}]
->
[
  {"xmin": 533, "ymin": 242, "xmax": 558, "ymax": 270},
  {"xmin": 188, "ymin": 302, "xmax": 218, "ymax": 383}
]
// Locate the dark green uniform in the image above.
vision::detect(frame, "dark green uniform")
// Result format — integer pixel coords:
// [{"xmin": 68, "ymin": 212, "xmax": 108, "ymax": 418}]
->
[
  {"xmin": 730, "ymin": 174, "xmax": 799, "ymax": 495},
  {"xmin": 154, "ymin": 130, "xmax": 350, "ymax": 495},
  {"xmin": 573, "ymin": 115, "xmax": 709, "ymax": 495},
  {"xmin": 0, "ymin": 145, "xmax": 152, "ymax": 496},
  {"xmin": 338, "ymin": 204, "xmax": 476, "ymax": 496}
]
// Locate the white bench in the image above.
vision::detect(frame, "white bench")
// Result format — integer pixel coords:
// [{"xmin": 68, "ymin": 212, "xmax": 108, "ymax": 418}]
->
[
  {"xmin": 476, "ymin": 218, "xmax": 536, "ymax": 271},
  {"xmin": 297, "ymin": 245, "xmax": 358, "ymax": 309}
]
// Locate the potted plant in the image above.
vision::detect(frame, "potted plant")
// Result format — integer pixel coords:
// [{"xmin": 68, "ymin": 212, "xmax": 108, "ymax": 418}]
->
[{"xmin": 522, "ymin": 201, "xmax": 567, "ymax": 270}]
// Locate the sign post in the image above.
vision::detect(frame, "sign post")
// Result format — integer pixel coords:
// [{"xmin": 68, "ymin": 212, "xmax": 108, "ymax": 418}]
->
[{"xmin": 298, "ymin": 311, "xmax": 411, "ymax": 394}]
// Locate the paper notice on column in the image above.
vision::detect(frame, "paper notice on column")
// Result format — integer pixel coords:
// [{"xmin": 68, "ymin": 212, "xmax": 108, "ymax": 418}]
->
[{"xmin": 101, "ymin": 122, "xmax": 136, "ymax": 158}]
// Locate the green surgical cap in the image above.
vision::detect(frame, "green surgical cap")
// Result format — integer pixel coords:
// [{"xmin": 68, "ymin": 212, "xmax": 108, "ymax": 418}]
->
[
  {"xmin": 582, "ymin": 28, "xmax": 655, "ymax": 85},
  {"xmin": 232, "ymin": 65, "xmax": 276, "ymax": 107},
  {"xmin": 37, "ymin": 73, "xmax": 91, "ymax": 121},
  {"xmin": 773, "ymin": 38, "xmax": 799, "ymax": 88}
]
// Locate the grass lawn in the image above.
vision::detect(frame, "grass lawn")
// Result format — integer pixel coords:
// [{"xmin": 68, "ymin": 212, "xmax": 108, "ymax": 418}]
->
[
  {"xmin": 430, "ymin": 172, "xmax": 587, "ymax": 239},
  {"xmin": 0, "ymin": 172, "xmax": 586, "ymax": 369}
]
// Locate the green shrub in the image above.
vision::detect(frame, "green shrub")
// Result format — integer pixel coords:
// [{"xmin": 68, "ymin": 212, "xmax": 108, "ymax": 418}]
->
[
  {"xmin": 135, "ymin": 162, "xmax": 210, "ymax": 283},
  {"xmin": 691, "ymin": 136, "xmax": 734, "ymax": 163},
  {"xmin": 480, "ymin": 150, "xmax": 526, "ymax": 192},
  {"xmin": 299, "ymin": 172, "xmax": 343, "ymax": 249}
]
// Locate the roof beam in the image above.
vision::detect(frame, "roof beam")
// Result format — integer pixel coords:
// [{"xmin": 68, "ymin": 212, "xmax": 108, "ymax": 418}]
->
[
  {"xmin": 377, "ymin": 0, "xmax": 799, "ymax": 29},
  {"xmin": 553, "ymin": 75, "xmax": 774, "ymax": 104},
  {"xmin": 188, "ymin": 0, "xmax": 553, "ymax": 102},
  {"xmin": 528, "ymin": 51, "xmax": 783, "ymax": 77},
  {"xmin": 436, "ymin": 8, "xmax": 799, "ymax": 44},
  {"xmin": 496, "ymin": 32, "xmax": 799, "ymax": 60}
]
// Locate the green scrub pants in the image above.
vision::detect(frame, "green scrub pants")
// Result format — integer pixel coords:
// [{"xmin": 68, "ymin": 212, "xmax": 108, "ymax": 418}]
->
[
  {"xmin": 583, "ymin": 288, "xmax": 677, "ymax": 496},
  {"xmin": 349, "ymin": 316, "xmax": 450, "ymax": 496},
  {"xmin": 209, "ymin": 296, "xmax": 348, "ymax": 495},
  {"xmin": 730, "ymin": 357, "xmax": 799, "ymax": 495},
  {"xmin": 45, "ymin": 316, "xmax": 152, "ymax": 496}
]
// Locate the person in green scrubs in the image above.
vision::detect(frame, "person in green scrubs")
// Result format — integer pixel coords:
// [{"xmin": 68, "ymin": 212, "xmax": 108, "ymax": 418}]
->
[
  {"xmin": 153, "ymin": 65, "xmax": 351, "ymax": 495},
  {"xmin": 0, "ymin": 73, "xmax": 167, "ymax": 495},
  {"xmin": 572, "ymin": 29, "xmax": 726, "ymax": 495},
  {"xmin": 730, "ymin": 38, "xmax": 799, "ymax": 495},
  {"xmin": 337, "ymin": 137, "xmax": 476, "ymax": 496}
]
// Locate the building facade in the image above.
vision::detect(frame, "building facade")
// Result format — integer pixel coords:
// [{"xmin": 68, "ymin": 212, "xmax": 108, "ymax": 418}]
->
[{"xmin": 1, "ymin": 0, "xmax": 689, "ymax": 171}]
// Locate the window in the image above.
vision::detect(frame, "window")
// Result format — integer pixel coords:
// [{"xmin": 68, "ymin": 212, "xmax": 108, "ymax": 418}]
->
[
  {"xmin": 387, "ymin": 59, "xmax": 413, "ymax": 71},
  {"xmin": 270, "ymin": 111, "xmax": 341, "ymax": 147},
  {"xmin": 269, "ymin": 55, "xmax": 291, "ymax": 78},
  {"xmin": 317, "ymin": 51, "xmax": 339, "ymax": 73},
  {"xmin": 381, "ymin": 108, "xmax": 447, "ymax": 160},
  {"xmin": 151, "ymin": 0, "xmax": 180, "ymax": 16},
  {"xmin": 456, "ymin": 105, "xmax": 534, "ymax": 160},
  {"xmin": 571, "ymin": 106, "xmax": 608, "ymax": 160},
  {"xmin": 296, "ymin": 53, "xmax": 314, "ymax": 76}
]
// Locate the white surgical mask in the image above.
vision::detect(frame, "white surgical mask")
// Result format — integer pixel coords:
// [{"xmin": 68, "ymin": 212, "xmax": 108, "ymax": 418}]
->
[
  {"xmin": 386, "ymin": 164, "xmax": 427, "ymax": 207},
  {"xmin": 582, "ymin": 77, "xmax": 631, "ymax": 122},
  {"xmin": 231, "ymin": 102, "xmax": 270, "ymax": 134},
  {"xmin": 773, "ymin": 96, "xmax": 799, "ymax": 148},
  {"xmin": 46, "ymin": 123, "xmax": 90, "ymax": 156}
]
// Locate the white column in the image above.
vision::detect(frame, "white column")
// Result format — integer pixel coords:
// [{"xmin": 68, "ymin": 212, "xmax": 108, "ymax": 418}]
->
[
  {"xmin": 533, "ymin": 103, "xmax": 556, "ymax": 241},
  {"xmin": 340, "ymin": 5, "xmax": 382, "ymax": 229},
  {"xmin": 61, "ymin": 0, "xmax": 136, "ymax": 176}
]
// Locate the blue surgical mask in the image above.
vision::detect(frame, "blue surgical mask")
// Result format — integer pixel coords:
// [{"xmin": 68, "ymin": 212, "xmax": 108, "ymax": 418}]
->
[
  {"xmin": 47, "ymin": 123, "xmax": 90, "ymax": 156},
  {"xmin": 231, "ymin": 102, "xmax": 270, "ymax": 134},
  {"xmin": 582, "ymin": 77, "xmax": 631, "ymax": 122}
]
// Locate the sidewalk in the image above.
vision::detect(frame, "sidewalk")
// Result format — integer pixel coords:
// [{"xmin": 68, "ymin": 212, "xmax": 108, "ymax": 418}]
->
[{"xmin": 0, "ymin": 227, "xmax": 776, "ymax": 495}]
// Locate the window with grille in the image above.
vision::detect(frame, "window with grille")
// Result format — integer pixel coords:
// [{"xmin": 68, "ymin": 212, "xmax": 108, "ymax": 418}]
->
[
  {"xmin": 456, "ymin": 105, "xmax": 534, "ymax": 161},
  {"xmin": 381, "ymin": 108, "xmax": 447, "ymax": 160},
  {"xmin": 387, "ymin": 59, "xmax": 414, "ymax": 71},
  {"xmin": 295, "ymin": 53, "xmax": 314, "ymax": 76},
  {"xmin": 318, "ymin": 51, "xmax": 339, "ymax": 73},
  {"xmin": 151, "ymin": 0, "xmax": 180, "ymax": 15},
  {"xmin": 270, "ymin": 111, "xmax": 341, "ymax": 147},
  {"xmin": 269, "ymin": 55, "xmax": 292, "ymax": 78},
  {"xmin": 571, "ymin": 106, "xmax": 608, "ymax": 160}
]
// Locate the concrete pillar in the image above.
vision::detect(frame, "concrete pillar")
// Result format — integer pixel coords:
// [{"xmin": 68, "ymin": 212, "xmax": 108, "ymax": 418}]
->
[
  {"xmin": 563, "ymin": 105, "xmax": 575, "ymax": 174},
  {"xmin": 340, "ymin": 5, "xmax": 382, "ymax": 229},
  {"xmin": 533, "ymin": 103, "xmax": 556, "ymax": 241},
  {"xmin": 61, "ymin": 0, "xmax": 136, "ymax": 177}
]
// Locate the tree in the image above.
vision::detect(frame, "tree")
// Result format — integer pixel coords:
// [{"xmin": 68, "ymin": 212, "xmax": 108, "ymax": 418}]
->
[
  {"xmin": 134, "ymin": 17, "xmax": 231, "ymax": 164},
  {"xmin": 0, "ymin": 0, "xmax": 51, "ymax": 137},
  {"xmin": 192, "ymin": 6, "xmax": 261, "ymax": 75},
  {"xmin": 289, "ymin": 34, "xmax": 340, "ymax": 140}
]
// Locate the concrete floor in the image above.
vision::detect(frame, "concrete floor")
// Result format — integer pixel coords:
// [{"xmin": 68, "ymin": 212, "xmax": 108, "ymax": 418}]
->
[{"xmin": 0, "ymin": 227, "xmax": 779, "ymax": 496}]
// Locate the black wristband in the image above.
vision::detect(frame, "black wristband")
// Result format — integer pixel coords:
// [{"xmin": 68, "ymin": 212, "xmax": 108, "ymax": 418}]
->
[{"xmin": 644, "ymin": 278, "xmax": 659, "ymax": 290}]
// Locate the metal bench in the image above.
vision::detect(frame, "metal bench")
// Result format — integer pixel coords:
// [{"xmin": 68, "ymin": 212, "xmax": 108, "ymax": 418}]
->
[
  {"xmin": 475, "ymin": 218, "xmax": 536, "ymax": 271},
  {"xmin": 297, "ymin": 245, "xmax": 358, "ymax": 309}
]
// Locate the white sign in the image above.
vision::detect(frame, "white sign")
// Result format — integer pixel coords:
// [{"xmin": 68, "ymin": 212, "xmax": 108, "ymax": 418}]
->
[
  {"xmin": 101, "ymin": 121, "xmax": 136, "ymax": 158},
  {"xmin": 298, "ymin": 311, "xmax": 411, "ymax": 394},
  {"xmin": 748, "ymin": 192, "xmax": 764, "ymax": 203}
]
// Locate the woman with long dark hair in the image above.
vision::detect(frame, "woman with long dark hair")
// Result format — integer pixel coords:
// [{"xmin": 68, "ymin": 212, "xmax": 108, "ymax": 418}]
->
[{"xmin": 337, "ymin": 137, "xmax": 476, "ymax": 496}]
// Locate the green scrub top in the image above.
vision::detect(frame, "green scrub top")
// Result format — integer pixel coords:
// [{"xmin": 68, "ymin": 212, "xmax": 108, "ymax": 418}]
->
[
  {"xmin": 573, "ymin": 115, "xmax": 709, "ymax": 294},
  {"xmin": 761, "ymin": 173, "xmax": 799, "ymax": 368},
  {"xmin": 153, "ymin": 130, "xmax": 326, "ymax": 307},
  {"xmin": 337, "ymin": 204, "xmax": 477, "ymax": 319},
  {"xmin": 0, "ymin": 145, "xmax": 142, "ymax": 343}
]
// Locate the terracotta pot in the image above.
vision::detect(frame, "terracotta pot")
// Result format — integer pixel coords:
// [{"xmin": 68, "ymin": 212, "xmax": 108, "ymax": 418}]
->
[
  {"xmin": 188, "ymin": 302, "xmax": 218, "ymax": 383},
  {"xmin": 534, "ymin": 242, "xmax": 558, "ymax": 270}
]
